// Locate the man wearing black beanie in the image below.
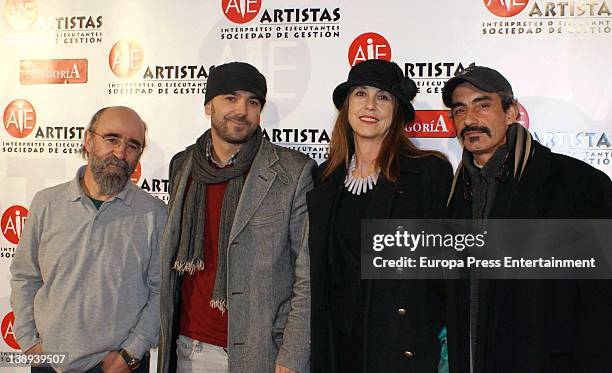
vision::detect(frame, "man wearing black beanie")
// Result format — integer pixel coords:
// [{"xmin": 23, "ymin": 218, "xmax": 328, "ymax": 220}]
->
[{"xmin": 159, "ymin": 62, "xmax": 315, "ymax": 373}]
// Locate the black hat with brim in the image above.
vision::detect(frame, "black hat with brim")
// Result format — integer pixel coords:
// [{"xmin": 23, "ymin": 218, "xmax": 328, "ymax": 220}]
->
[
  {"xmin": 332, "ymin": 59, "xmax": 417, "ymax": 122},
  {"xmin": 442, "ymin": 65, "xmax": 513, "ymax": 107}
]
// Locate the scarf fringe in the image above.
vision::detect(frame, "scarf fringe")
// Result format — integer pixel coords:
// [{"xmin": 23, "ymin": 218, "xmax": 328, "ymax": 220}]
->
[
  {"xmin": 210, "ymin": 299, "xmax": 227, "ymax": 314},
  {"xmin": 173, "ymin": 259, "xmax": 205, "ymax": 275}
]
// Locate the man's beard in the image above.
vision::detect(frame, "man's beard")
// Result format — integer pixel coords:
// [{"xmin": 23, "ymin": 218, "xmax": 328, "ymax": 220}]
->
[
  {"xmin": 89, "ymin": 152, "xmax": 133, "ymax": 195},
  {"xmin": 214, "ymin": 114, "xmax": 256, "ymax": 144}
]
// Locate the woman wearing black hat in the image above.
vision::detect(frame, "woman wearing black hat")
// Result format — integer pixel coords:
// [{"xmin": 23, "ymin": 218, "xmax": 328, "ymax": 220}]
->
[{"xmin": 306, "ymin": 59, "xmax": 455, "ymax": 373}]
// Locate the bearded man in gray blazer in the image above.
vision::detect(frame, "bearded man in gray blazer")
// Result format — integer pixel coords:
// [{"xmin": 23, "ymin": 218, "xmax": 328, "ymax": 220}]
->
[{"xmin": 158, "ymin": 62, "xmax": 314, "ymax": 373}]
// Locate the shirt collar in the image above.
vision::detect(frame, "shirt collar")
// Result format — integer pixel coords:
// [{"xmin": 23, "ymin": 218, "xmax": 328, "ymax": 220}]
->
[
  {"xmin": 67, "ymin": 165, "xmax": 135, "ymax": 205},
  {"xmin": 206, "ymin": 136, "xmax": 239, "ymax": 168}
]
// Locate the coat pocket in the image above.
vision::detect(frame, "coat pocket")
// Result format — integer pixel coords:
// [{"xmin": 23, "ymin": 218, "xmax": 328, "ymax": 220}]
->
[{"xmin": 249, "ymin": 210, "xmax": 285, "ymax": 227}]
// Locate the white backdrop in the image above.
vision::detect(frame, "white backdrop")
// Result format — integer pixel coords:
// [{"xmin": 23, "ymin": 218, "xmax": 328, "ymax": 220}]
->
[{"xmin": 1, "ymin": 0, "xmax": 611, "ymax": 371}]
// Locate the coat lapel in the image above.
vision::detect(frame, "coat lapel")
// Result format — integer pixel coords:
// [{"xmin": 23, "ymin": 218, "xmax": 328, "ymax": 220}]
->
[
  {"xmin": 228, "ymin": 140, "xmax": 279, "ymax": 243},
  {"xmin": 509, "ymin": 143, "xmax": 550, "ymax": 218},
  {"xmin": 489, "ymin": 142, "xmax": 550, "ymax": 218}
]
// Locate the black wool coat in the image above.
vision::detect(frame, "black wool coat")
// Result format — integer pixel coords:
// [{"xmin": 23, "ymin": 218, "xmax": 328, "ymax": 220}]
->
[
  {"xmin": 447, "ymin": 140, "xmax": 612, "ymax": 373},
  {"xmin": 307, "ymin": 155, "xmax": 466, "ymax": 373}
]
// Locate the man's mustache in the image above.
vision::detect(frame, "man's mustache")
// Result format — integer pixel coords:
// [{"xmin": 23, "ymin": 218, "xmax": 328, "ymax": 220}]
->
[
  {"xmin": 226, "ymin": 115, "xmax": 250, "ymax": 124},
  {"xmin": 103, "ymin": 156, "xmax": 128, "ymax": 170},
  {"xmin": 460, "ymin": 125, "xmax": 491, "ymax": 138}
]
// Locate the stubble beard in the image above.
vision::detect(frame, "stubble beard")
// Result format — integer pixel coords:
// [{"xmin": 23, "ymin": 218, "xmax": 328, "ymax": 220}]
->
[{"xmin": 212, "ymin": 114, "xmax": 257, "ymax": 145}]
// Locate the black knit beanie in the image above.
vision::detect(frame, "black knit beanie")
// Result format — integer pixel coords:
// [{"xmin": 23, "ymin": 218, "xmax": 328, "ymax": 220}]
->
[{"xmin": 204, "ymin": 62, "xmax": 267, "ymax": 108}]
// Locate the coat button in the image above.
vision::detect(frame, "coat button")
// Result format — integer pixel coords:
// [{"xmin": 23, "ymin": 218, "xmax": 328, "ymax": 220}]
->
[
  {"xmin": 404, "ymin": 351, "xmax": 414, "ymax": 358},
  {"xmin": 397, "ymin": 308, "xmax": 406, "ymax": 316}
]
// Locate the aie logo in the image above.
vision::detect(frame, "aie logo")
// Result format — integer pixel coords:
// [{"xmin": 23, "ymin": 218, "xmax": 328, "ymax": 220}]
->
[
  {"xmin": 2, "ymin": 206, "xmax": 28, "ymax": 245},
  {"xmin": 3, "ymin": 99, "xmax": 36, "ymax": 138},
  {"xmin": 222, "ymin": 0, "xmax": 262, "ymax": 24},
  {"xmin": 517, "ymin": 102, "xmax": 530, "ymax": 129},
  {"xmin": 3, "ymin": 0, "xmax": 37, "ymax": 31},
  {"xmin": 131, "ymin": 162, "xmax": 142, "ymax": 184},
  {"xmin": 109, "ymin": 39, "xmax": 144, "ymax": 79},
  {"xmin": 484, "ymin": 0, "xmax": 529, "ymax": 17},
  {"xmin": 1, "ymin": 312, "xmax": 20, "ymax": 350},
  {"xmin": 348, "ymin": 32, "xmax": 391, "ymax": 67}
]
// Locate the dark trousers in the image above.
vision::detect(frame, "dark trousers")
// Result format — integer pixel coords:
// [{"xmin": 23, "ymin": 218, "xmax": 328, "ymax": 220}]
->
[{"xmin": 31, "ymin": 353, "xmax": 150, "ymax": 373}]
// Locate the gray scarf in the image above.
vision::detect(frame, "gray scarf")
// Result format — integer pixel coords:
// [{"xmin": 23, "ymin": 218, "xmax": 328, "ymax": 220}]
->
[{"xmin": 174, "ymin": 127, "xmax": 262, "ymax": 313}]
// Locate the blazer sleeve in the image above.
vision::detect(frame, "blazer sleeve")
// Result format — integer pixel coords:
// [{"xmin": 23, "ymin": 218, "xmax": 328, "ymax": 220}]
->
[
  {"xmin": 168, "ymin": 150, "xmax": 185, "ymax": 193},
  {"xmin": 275, "ymin": 159, "xmax": 316, "ymax": 373}
]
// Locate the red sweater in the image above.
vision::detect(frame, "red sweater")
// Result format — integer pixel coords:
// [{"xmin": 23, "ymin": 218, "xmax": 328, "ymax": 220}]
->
[{"xmin": 179, "ymin": 178, "xmax": 229, "ymax": 347}]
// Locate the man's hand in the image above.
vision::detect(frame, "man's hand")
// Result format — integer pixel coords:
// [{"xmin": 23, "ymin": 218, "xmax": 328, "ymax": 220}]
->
[
  {"xmin": 101, "ymin": 351, "xmax": 131, "ymax": 373},
  {"xmin": 24, "ymin": 343, "xmax": 43, "ymax": 355},
  {"xmin": 25, "ymin": 343, "xmax": 43, "ymax": 367},
  {"xmin": 275, "ymin": 364, "xmax": 298, "ymax": 373}
]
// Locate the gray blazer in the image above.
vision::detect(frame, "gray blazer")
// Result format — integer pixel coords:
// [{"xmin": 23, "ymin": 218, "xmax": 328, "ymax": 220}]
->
[{"xmin": 158, "ymin": 138, "xmax": 315, "ymax": 373}]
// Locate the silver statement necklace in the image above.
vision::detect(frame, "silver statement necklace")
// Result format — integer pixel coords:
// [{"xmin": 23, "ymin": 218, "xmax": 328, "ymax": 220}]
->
[{"xmin": 344, "ymin": 154, "xmax": 379, "ymax": 195}]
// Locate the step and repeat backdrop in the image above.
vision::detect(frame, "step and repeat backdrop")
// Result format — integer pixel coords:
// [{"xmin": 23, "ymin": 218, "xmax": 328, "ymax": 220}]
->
[{"xmin": 1, "ymin": 0, "xmax": 611, "ymax": 370}]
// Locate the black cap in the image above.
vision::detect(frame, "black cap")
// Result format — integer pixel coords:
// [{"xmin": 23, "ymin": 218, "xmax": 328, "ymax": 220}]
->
[
  {"xmin": 204, "ymin": 62, "xmax": 267, "ymax": 108},
  {"xmin": 333, "ymin": 59, "xmax": 418, "ymax": 122},
  {"xmin": 442, "ymin": 65, "xmax": 513, "ymax": 107}
]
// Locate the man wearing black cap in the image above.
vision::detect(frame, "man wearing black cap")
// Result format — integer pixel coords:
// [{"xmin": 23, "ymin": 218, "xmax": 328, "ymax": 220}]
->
[
  {"xmin": 443, "ymin": 66, "xmax": 612, "ymax": 372},
  {"xmin": 158, "ymin": 62, "xmax": 315, "ymax": 373}
]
